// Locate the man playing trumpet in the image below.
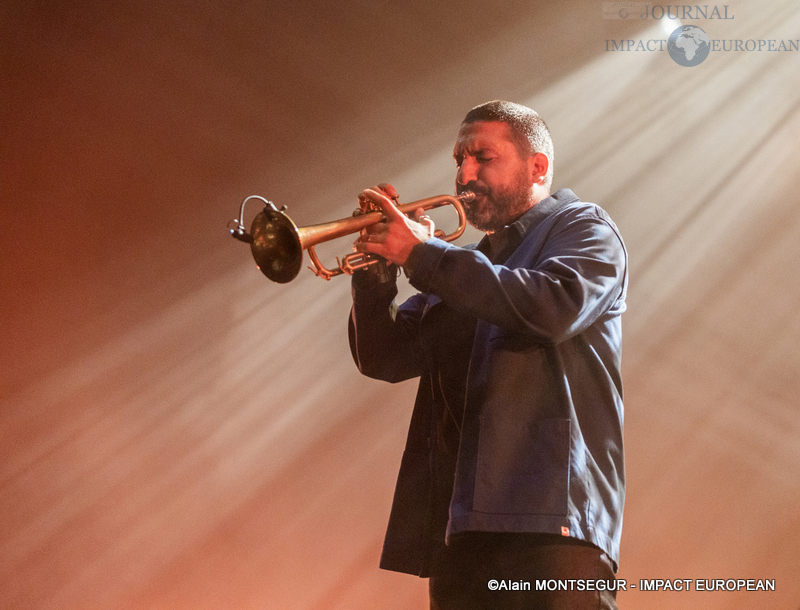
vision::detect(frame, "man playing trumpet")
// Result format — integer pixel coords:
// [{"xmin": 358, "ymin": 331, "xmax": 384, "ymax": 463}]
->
[{"xmin": 349, "ymin": 100, "xmax": 628, "ymax": 610}]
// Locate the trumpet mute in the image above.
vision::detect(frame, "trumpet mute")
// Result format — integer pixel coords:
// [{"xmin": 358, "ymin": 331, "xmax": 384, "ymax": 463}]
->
[{"xmin": 249, "ymin": 206, "xmax": 304, "ymax": 284}]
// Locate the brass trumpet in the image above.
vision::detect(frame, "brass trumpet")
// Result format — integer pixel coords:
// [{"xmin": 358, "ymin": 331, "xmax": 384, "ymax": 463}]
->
[{"xmin": 229, "ymin": 192, "xmax": 475, "ymax": 283}]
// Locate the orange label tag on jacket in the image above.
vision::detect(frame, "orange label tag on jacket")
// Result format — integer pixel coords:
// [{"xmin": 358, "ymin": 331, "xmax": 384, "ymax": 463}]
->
[{"xmin": 561, "ymin": 526, "xmax": 570, "ymax": 536}]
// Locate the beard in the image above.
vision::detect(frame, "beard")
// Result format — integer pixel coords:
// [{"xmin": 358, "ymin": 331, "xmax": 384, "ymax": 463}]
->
[{"xmin": 458, "ymin": 167, "xmax": 534, "ymax": 233}]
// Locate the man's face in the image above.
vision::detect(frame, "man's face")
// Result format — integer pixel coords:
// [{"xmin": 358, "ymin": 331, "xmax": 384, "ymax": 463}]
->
[{"xmin": 453, "ymin": 121, "xmax": 534, "ymax": 232}]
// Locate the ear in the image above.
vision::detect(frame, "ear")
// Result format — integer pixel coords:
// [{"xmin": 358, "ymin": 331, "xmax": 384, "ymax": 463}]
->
[{"xmin": 528, "ymin": 152, "xmax": 549, "ymax": 185}]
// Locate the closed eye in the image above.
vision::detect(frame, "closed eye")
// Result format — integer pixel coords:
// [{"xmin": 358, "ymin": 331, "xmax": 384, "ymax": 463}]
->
[{"xmin": 454, "ymin": 154, "xmax": 495, "ymax": 165}]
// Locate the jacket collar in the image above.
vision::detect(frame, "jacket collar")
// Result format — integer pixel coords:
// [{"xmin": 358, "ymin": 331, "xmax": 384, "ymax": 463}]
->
[
  {"xmin": 511, "ymin": 188, "xmax": 579, "ymax": 236},
  {"xmin": 476, "ymin": 188, "xmax": 579, "ymax": 262}
]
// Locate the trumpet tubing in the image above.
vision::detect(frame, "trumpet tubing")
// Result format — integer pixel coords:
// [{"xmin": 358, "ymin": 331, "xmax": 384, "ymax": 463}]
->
[{"xmin": 229, "ymin": 192, "xmax": 474, "ymax": 283}]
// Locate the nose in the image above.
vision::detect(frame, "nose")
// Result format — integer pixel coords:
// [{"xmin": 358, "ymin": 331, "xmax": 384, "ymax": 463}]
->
[{"xmin": 456, "ymin": 157, "xmax": 478, "ymax": 185}]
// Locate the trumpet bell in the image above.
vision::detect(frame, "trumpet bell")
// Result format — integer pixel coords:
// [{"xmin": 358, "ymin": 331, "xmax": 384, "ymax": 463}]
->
[{"xmin": 249, "ymin": 206, "xmax": 304, "ymax": 283}]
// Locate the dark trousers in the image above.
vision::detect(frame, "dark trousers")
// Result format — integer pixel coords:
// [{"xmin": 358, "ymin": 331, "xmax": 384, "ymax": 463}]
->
[{"xmin": 429, "ymin": 533, "xmax": 619, "ymax": 610}]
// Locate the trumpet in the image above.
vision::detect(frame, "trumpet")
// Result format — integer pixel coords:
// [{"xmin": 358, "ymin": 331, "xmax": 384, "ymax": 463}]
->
[{"xmin": 229, "ymin": 191, "xmax": 475, "ymax": 283}]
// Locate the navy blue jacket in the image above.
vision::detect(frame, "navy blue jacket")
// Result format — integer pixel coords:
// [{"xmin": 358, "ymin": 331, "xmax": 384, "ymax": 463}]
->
[{"xmin": 349, "ymin": 189, "xmax": 628, "ymax": 575}]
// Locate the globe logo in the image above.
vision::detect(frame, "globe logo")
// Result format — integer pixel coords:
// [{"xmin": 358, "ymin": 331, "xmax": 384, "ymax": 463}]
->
[{"xmin": 668, "ymin": 25, "xmax": 711, "ymax": 66}]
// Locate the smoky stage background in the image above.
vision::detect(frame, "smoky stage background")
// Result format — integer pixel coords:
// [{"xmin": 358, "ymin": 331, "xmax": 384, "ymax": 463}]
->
[{"xmin": 2, "ymin": 0, "xmax": 800, "ymax": 608}]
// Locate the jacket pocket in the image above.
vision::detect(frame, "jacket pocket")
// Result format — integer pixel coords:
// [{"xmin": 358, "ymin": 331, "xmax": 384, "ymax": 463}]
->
[{"xmin": 473, "ymin": 417, "xmax": 570, "ymax": 516}]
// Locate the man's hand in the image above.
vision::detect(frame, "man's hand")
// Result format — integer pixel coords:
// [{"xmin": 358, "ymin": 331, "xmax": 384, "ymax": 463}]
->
[{"xmin": 354, "ymin": 184, "xmax": 434, "ymax": 266}]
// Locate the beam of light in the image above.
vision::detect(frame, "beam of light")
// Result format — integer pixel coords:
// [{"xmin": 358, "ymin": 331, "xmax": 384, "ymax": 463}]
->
[{"xmin": 662, "ymin": 16, "xmax": 682, "ymax": 36}]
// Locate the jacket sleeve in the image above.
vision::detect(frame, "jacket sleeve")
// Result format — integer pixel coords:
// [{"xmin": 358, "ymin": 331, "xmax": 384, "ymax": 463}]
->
[
  {"xmin": 408, "ymin": 208, "xmax": 627, "ymax": 344},
  {"xmin": 348, "ymin": 270, "xmax": 426, "ymax": 383}
]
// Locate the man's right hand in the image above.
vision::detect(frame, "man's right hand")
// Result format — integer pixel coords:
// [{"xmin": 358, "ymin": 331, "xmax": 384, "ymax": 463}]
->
[
  {"xmin": 357, "ymin": 183, "xmax": 399, "ymax": 213},
  {"xmin": 352, "ymin": 183, "xmax": 435, "ymax": 267}
]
